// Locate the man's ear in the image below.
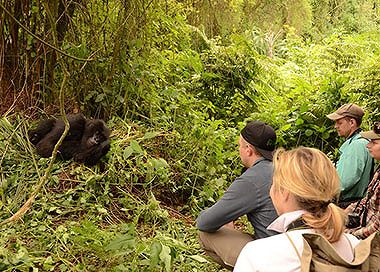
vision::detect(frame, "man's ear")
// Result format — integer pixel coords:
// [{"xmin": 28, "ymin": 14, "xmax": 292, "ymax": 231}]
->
[
  {"xmin": 248, "ymin": 145, "xmax": 257, "ymax": 157},
  {"xmin": 246, "ymin": 146, "xmax": 253, "ymax": 156},
  {"xmin": 349, "ymin": 118, "xmax": 357, "ymax": 127}
]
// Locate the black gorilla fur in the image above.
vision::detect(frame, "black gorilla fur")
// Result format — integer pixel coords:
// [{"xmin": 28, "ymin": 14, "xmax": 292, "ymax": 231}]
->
[{"xmin": 28, "ymin": 113, "xmax": 110, "ymax": 166}]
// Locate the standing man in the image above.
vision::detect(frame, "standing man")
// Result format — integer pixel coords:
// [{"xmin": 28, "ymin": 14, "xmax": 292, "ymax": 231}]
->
[
  {"xmin": 327, "ymin": 103, "xmax": 374, "ymax": 208},
  {"xmin": 196, "ymin": 120, "xmax": 278, "ymax": 269}
]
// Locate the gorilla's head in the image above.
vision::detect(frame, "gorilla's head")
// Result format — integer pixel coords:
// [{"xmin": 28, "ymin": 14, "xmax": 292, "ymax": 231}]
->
[{"xmin": 82, "ymin": 119, "xmax": 110, "ymax": 148}]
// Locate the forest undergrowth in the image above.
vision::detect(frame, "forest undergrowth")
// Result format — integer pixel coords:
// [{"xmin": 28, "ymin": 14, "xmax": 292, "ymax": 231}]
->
[
  {"xmin": 2, "ymin": 0, "xmax": 380, "ymax": 271},
  {"xmin": 0, "ymin": 114, "xmax": 230, "ymax": 271}
]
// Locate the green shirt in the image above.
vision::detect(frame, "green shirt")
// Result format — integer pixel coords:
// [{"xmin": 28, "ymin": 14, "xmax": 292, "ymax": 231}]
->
[{"xmin": 336, "ymin": 132, "xmax": 373, "ymax": 201}]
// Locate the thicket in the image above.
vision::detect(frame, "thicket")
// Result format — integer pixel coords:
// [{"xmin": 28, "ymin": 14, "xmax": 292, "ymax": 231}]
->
[{"xmin": 1, "ymin": 0, "xmax": 380, "ymax": 271}]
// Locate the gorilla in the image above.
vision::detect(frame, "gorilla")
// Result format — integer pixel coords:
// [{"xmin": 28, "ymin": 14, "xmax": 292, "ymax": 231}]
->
[{"xmin": 28, "ymin": 113, "xmax": 110, "ymax": 166}]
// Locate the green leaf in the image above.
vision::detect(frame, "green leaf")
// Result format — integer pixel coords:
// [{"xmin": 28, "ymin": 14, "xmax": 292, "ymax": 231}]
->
[
  {"xmin": 95, "ymin": 93, "xmax": 106, "ymax": 103},
  {"xmin": 130, "ymin": 140, "xmax": 143, "ymax": 154},
  {"xmin": 123, "ymin": 146, "xmax": 134, "ymax": 159},
  {"xmin": 159, "ymin": 244, "xmax": 171, "ymax": 272},
  {"xmin": 322, "ymin": 131, "xmax": 330, "ymax": 139},
  {"xmin": 151, "ymin": 158, "xmax": 169, "ymax": 170},
  {"xmin": 295, "ymin": 118, "xmax": 304, "ymax": 125},
  {"xmin": 281, "ymin": 124, "xmax": 292, "ymax": 131},
  {"xmin": 43, "ymin": 256, "xmax": 54, "ymax": 270},
  {"xmin": 105, "ymin": 234, "xmax": 135, "ymax": 252},
  {"xmin": 142, "ymin": 131, "xmax": 160, "ymax": 140},
  {"xmin": 305, "ymin": 129, "xmax": 313, "ymax": 136},
  {"xmin": 189, "ymin": 255, "xmax": 209, "ymax": 263},
  {"xmin": 150, "ymin": 242, "xmax": 162, "ymax": 268},
  {"xmin": 300, "ymin": 104, "xmax": 308, "ymax": 113},
  {"xmin": 215, "ymin": 178, "xmax": 225, "ymax": 187}
]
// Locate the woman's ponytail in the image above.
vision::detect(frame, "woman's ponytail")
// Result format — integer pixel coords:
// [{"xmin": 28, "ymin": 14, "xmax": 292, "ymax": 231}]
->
[{"xmin": 302, "ymin": 203, "xmax": 346, "ymax": 243}]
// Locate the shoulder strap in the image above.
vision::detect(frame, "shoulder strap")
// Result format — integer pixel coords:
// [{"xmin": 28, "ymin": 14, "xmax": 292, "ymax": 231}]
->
[
  {"xmin": 285, "ymin": 217, "xmax": 308, "ymax": 262},
  {"xmin": 285, "ymin": 232, "xmax": 302, "ymax": 262}
]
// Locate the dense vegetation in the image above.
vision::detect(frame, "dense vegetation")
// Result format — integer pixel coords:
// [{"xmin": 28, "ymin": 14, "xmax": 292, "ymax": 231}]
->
[{"xmin": 1, "ymin": 0, "xmax": 380, "ymax": 270}]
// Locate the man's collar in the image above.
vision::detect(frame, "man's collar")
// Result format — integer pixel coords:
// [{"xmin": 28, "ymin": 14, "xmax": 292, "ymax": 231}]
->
[{"xmin": 251, "ymin": 157, "xmax": 266, "ymax": 167}]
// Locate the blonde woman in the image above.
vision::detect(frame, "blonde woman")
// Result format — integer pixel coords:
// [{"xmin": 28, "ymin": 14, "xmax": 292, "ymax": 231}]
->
[{"xmin": 234, "ymin": 147, "xmax": 360, "ymax": 272}]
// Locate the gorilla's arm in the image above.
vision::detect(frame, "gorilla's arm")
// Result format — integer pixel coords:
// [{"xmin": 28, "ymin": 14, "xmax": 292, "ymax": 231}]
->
[
  {"xmin": 55, "ymin": 113, "xmax": 87, "ymax": 159},
  {"xmin": 35, "ymin": 120, "xmax": 65, "ymax": 158},
  {"xmin": 28, "ymin": 119, "xmax": 56, "ymax": 145},
  {"xmin": 65, "ymin": 113, "xmax": 86, "ymax": 140},
  {"xmin": 74, "ymin": 139, "xmax": 110, "ymax": 166},
  {"xmin": 34, "ymin": 113, "xmax": 86, "ymax": 159}
]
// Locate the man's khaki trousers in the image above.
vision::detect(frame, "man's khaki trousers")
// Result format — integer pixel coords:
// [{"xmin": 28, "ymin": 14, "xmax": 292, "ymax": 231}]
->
[{"xmin": 199, "ymin": 226, "xmax": 254, "ymax": 270}]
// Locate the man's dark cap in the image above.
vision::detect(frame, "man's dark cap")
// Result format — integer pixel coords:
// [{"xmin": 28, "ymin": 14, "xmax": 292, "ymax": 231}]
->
[{"xmin": 241, "ymin": 121, "xmax": 277, "ymax": 161}]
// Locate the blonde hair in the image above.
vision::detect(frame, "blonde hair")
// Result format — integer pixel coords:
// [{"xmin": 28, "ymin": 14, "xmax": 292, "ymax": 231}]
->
[{"xmin": 273, "ymin": 147, "xmax": 346, "ymax": 243}]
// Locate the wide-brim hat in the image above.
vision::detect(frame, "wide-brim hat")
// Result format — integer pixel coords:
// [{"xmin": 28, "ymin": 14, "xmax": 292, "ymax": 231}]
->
[
  {"xmin": 327, "ymin": 103, "xmax": 364, "ymax": 120},
  {"xmin": 241, "ymin": 121, "xmax": 277, "ymax": 161},
  {"xmin": 361, "ymin": 122, "xmax": 380, "ymax": 140},
  {"xmin": 361, "ymin": 130, "xmax": 380, "ymax": 140}
]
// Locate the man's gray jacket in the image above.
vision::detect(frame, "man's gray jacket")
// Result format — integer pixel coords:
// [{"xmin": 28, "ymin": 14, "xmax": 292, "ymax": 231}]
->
[{"xmin": 196, "ymin": 158, "xmax": 278, "ymax": 239}]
